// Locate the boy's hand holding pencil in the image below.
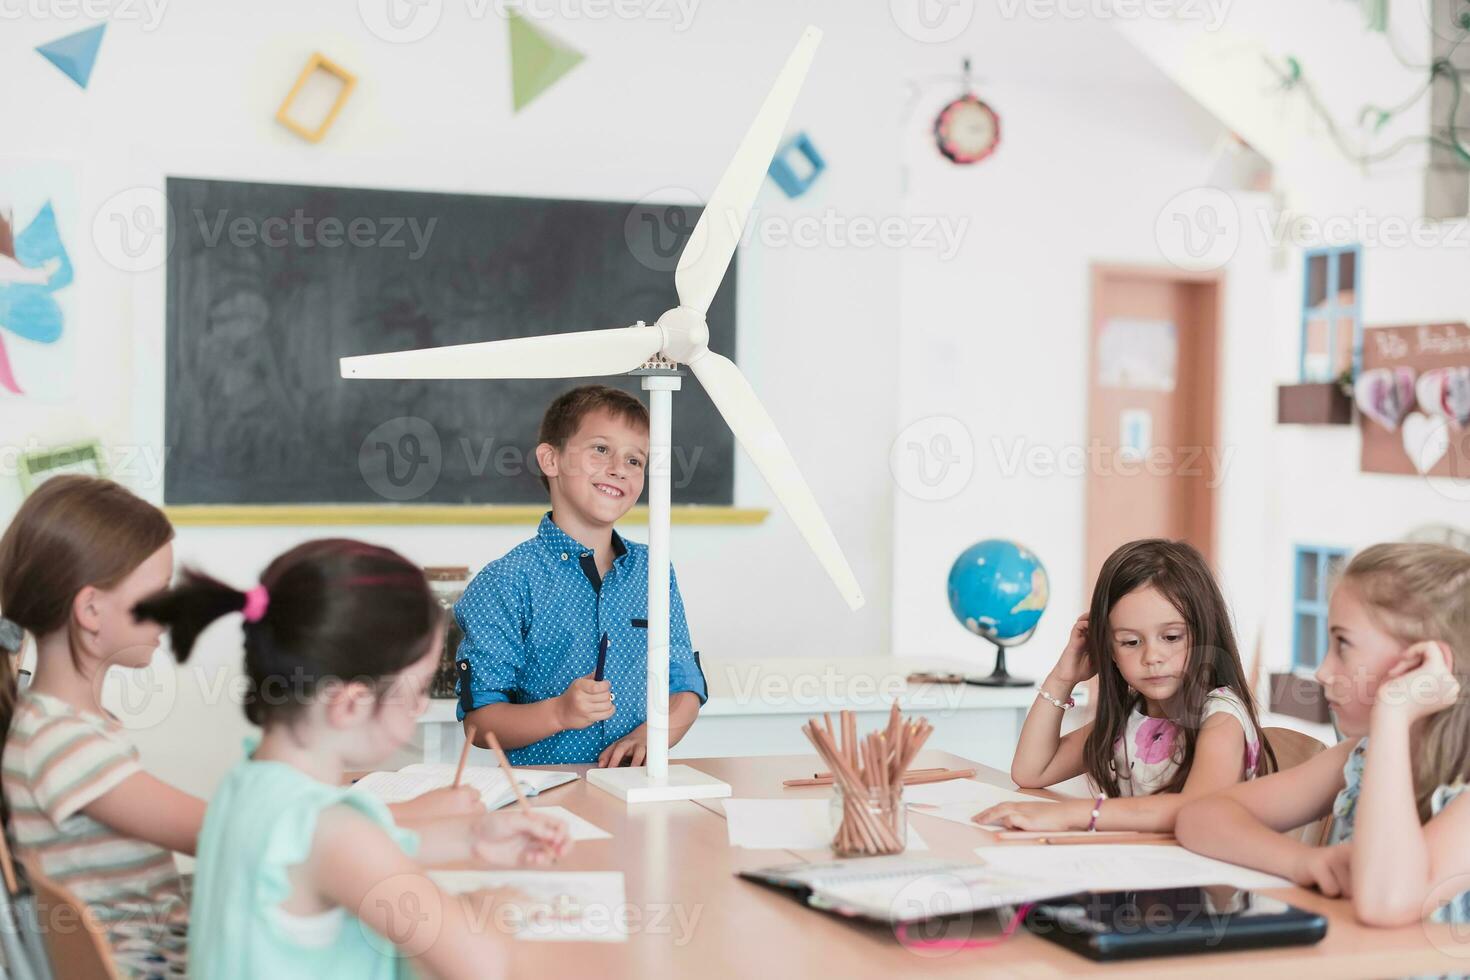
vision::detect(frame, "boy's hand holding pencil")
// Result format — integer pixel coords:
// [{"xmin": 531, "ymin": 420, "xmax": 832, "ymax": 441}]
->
[{"xmin": 555, "ymin": 673, "xmax": 616, "ymax": 730}]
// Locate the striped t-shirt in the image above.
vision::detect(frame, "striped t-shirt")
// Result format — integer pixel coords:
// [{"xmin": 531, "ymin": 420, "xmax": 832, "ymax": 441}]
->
[{"xmin": 2, "ymin": 692, "xmax": 188, "ymax": 978}]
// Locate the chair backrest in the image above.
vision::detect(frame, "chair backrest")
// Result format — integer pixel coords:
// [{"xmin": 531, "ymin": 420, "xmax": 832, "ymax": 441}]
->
[
  {"xmin": 18, "ymin": 858, "xmax": 120, "ymax": 980},
  {"xmin": 1264, "ymin": 726, "xmax": 1333, "ymax": 846}
]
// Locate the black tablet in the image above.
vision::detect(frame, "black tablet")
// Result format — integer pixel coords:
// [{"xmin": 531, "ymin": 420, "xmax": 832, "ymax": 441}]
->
[{"xmin": 1023, "ymin": 885, "xmax": 1328, "ymax": 961}]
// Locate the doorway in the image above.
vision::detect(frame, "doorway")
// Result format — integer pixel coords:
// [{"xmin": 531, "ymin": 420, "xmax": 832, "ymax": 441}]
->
[{"xmin": 1085, "ymin": 265, "xmax": 1223, "ymax": 591}]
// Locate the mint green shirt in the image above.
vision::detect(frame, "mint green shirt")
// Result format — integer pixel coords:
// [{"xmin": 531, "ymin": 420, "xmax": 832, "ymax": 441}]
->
[{"xmin": 188, "ymin": 752, "xmax": 420, "ymax": 980}]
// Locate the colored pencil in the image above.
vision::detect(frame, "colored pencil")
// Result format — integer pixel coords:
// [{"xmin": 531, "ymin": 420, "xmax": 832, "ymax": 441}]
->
[
  {"xmin": 782, "ymin": 767, "xmax": 974, "ymax": 789},
  {"xmin": 452, "ymin": 724, "xmax": 476, "ymax": 789},
  {"xmin": 483, "ymin": 728, "xmax": 531, "ymax": 811}
]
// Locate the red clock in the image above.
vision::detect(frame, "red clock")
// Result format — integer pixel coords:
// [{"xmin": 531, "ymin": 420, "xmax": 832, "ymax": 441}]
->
[{"xmin": 935, "ymin": 94, "xmax": 1001, "ymax": 165}]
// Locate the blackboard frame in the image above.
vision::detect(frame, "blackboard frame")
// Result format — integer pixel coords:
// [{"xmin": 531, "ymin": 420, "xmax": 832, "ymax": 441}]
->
[{"xmin": 163, "ymin": 176, "xmax": 743, "ymax": 519}]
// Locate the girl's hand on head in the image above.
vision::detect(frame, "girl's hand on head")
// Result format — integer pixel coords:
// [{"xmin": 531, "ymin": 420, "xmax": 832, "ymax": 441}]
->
[
  {"xmin": 1290, "ymin": 843, "xmax": 1353, "ymax": 899},
  {"xmin": 471, "ymin": 810, "xmax": 573, "ymax": 867},
  {"xmin": 1048, "ymin": 614, "xmax": 1095, "ymax": 688},
  {"xmin": 1373, "ymin": 641, "xmax": 1461, "ymax": 724},
  {"xmin": 971, "ymin": 800, "xmax": 1083, "ymax": 832}
]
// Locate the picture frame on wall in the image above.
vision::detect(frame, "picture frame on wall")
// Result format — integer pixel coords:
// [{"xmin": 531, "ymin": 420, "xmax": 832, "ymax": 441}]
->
[{"xmin": 17, "ymin": 440, "xmax": 105, "ymax": 496}]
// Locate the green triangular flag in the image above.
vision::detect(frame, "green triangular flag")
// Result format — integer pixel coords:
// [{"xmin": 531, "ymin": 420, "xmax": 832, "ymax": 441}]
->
[{"xmin": 508, "ymin": 10, "xmax": 584, "ymax": 113}]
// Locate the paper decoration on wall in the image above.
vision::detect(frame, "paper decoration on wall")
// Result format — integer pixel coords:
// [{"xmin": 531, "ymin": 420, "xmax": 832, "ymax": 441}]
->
[
  {"xmin": 1416, "ymin": 366, "xmax": 1470, "ymax": 427},
  {"xmin": 1403, "ymin": 412, "xmax": 1451, "ymax": 474},
  {"xmin": 508, "ymin": 10, "xmax": 584, "ymax": 112},
  {"xmin": 1119, "ymin": 409, "xmax": 1152, "ymax": 461},
  {"xmin": 17, "ymin": 441, "xmax": 104, "ymax": 496},
  {"xmin": 1097, "ymin": 318, "xmax": 1178, "ymax": 391},
  {"xmin": 0, "ymin": 202, "xmax": 73, "ymax": 396},
  {"xmin": 35, "ymin": 23, "xmax": 106, "ymax": 90},
  {"xmin": 768, "ymin": 133, "xmax": 825, "ymax": 198},
  {"xmin": 1360, "ymin": 323, "xmax": 1470, "ymax": 478},
  {"xmin": 933, "ymin": 60, "xmax": 1000, "ymax": 165},
  {"xmin": 276, "ymin": 53, "xmax": 358, "ymax": 143},
  {"xmin": 1353, "ymin": 366, "xmax": 1416, "ymax": 431}
]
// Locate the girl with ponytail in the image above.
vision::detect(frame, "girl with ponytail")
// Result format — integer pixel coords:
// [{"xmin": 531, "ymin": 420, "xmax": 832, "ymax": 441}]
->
[
  {"xmin": 135, "ymin": 539, "xmax": 571, "ymax": 980},
  {"xmin": 0, "ymin": 476, "xmax": 195, "ymax": 977}
]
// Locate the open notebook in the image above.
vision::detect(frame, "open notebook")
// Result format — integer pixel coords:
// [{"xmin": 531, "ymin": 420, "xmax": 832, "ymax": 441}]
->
[
  {"xmin": 740, "ymin": 855, "xmax": 1065, "ymax": 924},
  {"xmin": 354, "ymin": 764, "xmax": 578, "ymax": 812}
]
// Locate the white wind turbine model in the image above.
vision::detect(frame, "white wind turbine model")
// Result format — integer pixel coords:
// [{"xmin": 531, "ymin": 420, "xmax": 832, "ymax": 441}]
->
[{"xmin": 340, "ymin": 26, "xmax": 863, "ymax": 802}]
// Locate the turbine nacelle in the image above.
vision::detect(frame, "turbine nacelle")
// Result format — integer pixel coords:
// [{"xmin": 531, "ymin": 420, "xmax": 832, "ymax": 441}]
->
[{"xmin": 653, "ymin": 306, "xmax": 709, "ymax": 365}]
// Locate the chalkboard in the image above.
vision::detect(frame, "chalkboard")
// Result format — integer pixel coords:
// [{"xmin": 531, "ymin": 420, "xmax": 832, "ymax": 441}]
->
[{"xmin": 164, "ymin": 177, "xmax": 737, "ymax": 506}]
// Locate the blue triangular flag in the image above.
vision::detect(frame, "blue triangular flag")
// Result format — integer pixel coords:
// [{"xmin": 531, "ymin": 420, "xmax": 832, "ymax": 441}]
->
[{"xmin": 36, "ymin": 23, "xmax": 106, "ymax": 90}]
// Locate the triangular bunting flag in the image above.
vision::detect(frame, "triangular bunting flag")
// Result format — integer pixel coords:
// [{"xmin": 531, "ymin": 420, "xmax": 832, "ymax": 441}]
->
[
  {"xmin": 36, "ymin": 23, "xmax": 106, "ymax": 90},
  {"xmin": 508, "ymin": 11, "xmax": 583, "ymax": 113}
]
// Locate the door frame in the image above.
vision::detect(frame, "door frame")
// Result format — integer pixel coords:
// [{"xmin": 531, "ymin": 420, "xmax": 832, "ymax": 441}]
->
[{"xmin": 1086, "ymin": 262, "xmax": 1226, "ymax": 583}]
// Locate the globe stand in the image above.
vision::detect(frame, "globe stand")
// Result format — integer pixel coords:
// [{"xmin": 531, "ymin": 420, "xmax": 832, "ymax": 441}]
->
[{"xmin": 965, "ymin": 641, "xmax": 1033, "ymax": 688}]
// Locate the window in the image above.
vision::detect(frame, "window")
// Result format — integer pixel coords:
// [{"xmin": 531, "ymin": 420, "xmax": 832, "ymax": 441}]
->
[
  {"xmin": 1293, "ymin": 545, "xmax": 1349, "ymax": 669},
  {"xmin": 1300, "ymin": 245, "xmax": 1361, "ymax": 383}
]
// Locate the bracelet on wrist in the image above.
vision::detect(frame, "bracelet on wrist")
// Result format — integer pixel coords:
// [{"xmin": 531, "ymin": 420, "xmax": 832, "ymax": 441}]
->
[
  {"xmin": 1088, "ymin": 795, "xmax": 1104, "ymax": 832},
  {"xmin": 1037, "ymin": 688, "xmax": 1076, "ymax": 711}
]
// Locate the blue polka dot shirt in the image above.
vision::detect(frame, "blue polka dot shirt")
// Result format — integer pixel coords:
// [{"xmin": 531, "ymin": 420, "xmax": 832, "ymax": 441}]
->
[{"xmin": 453, "ymin": 512, "xmax": 709, "ymax": 765}]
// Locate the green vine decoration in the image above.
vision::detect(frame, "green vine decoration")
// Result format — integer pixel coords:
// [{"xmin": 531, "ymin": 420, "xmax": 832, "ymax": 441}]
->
[{"xmin": 1268, "ymin": 1, "xmax": 1470, "ymax": 170}]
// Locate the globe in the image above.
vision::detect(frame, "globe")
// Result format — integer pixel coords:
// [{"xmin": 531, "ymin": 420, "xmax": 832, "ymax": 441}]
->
[{"xmin": 946, "ymin": 539, "xmax": 1049, "ymax": 686}]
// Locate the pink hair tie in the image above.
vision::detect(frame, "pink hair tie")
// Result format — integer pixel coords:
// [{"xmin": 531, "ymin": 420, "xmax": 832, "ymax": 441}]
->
[{"xmin": 242, "ymin": 585, "xmax": 270, "ymax": 624}]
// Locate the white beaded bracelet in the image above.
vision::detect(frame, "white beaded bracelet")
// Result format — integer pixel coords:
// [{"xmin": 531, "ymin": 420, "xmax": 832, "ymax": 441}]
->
[{"xmin": 1037, "ymin": 689, "xmax": 1076, "ymax": 710}]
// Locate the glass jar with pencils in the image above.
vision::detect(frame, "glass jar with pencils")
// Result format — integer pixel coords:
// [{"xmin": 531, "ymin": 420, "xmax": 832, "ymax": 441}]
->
[
  {"xmin": 830, "ymin": 782, "xmax": 906, "ymax": 856},
  {"xmin": 804, "ymin": 706, "xmax": 930, "ymax": 857}
]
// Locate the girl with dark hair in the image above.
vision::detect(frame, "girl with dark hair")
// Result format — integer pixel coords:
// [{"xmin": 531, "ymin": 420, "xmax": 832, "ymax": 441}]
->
[
  {"xmin": 134, "ymin": 538, "xmax": 571, "ymax": 979},
  {"xmin": 974, "ymin": 539, "xmax": 1274, "ymax": 833},
  {"xmin": 0, "ymin": 475, "xmax": 194, "ymax": 977}
]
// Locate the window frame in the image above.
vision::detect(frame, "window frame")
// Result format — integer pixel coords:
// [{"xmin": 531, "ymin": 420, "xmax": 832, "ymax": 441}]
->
[
  {"xmin": 1298, "ymin": 244, "xmax": 1362, "ymax": 383},
  {"xmin": 1292, "ymin": 544, "xmax": 1350, "ymax": 670}
]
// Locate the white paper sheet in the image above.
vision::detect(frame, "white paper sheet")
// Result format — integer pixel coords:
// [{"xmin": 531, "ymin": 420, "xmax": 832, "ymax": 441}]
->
[
  {"xmin": 531, "ymin": 805, "xmax": 610, "ymax": 841},
  {"xmin": 910, "ymin": 801, "xmax": 1002, "ymax": 830},
  {"xmin": 902, "ymin": 779, "xmax": 1038, "ymax": 808},
  {"xmin": 972, "ymin": 845, "xmax": 1293, "ymax": 892},
  {"xmin": 428, "ymin": 870, "xmax": 627, "ymax": 943},
  {"xmin": 722, "ymin": 798, "xmax": 927, "ymax": 851}
]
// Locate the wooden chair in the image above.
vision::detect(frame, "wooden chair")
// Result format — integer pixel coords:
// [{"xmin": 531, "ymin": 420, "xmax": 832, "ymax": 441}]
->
[
  {"xmin": 1264, "ymin": 726, "xmax": 1333, "ymax": 846},
  {"xmin": 10, "ymin": 848, "xmax": 120, "ymax": 980}
]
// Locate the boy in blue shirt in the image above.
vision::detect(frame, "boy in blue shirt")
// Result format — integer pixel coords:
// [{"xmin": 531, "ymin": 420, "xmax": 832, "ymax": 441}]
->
[{"xmin": 455, "ymin": 384, "xmax": 708, "ymax": 766}]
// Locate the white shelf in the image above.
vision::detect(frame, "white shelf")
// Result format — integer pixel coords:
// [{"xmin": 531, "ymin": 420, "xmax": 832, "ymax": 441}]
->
[{"xmin": 421, "ymin": 655, "xmax": 1081, "ymax": 725}]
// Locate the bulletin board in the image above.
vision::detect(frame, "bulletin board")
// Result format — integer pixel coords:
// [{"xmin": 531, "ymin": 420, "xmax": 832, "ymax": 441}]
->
[{"xmin": 1359, "ymin": 322, "xmax": 1470, "ymax": 478}]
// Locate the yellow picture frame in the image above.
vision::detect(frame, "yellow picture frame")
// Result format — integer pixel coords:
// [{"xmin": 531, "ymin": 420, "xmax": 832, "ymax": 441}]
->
[
  {"xmin": 275, "ymin": 52, "xmax": 357, "ymax": 143},
  {"xmin": 164, "ymin": 505, "xmax": 769, "ymax": 527}
]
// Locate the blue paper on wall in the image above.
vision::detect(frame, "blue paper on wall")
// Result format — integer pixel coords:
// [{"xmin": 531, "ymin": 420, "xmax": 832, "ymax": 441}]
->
[
  {"xmin": 0, "ymin": 202, "xmax": 73, "ymax": 395},
  {"xmin": 36, "ymin": 23, "xmax": 106, "ymax": 90}
]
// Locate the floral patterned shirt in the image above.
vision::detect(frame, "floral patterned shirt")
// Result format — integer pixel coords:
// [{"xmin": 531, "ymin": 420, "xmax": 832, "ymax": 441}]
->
[
  {"xmin": 1328, "ymin": 738, "xmax": 1470, "ymax": 924},
  {"xmin": 1110, "ymin": 687, "xmax": 1261, "ymax": 797}
]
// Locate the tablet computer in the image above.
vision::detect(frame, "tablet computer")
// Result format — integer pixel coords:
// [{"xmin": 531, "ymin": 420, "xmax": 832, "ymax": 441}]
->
[{"xmin": 1023, "ymin": 885, "xmax": 1328, "ymax": 961}]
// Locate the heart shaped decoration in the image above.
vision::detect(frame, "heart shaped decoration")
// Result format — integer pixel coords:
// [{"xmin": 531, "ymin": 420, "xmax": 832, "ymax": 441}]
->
[
  {"xmin": 1403, "ymin": 412, "xmax": 1451, "ymax": 474},
  {"xmin": 1354, "ymin": 367, "xmax": 1417, "ymax": 431},
  {"xmin": 1415, "ymin": 367, "xmax": 1470, "ymax": 427}
]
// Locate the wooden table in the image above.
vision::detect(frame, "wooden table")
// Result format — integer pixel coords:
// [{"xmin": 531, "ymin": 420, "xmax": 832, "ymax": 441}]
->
[{"xmin": 466, "ymin": 751, "xmax": 1470, "ymax": 978}]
